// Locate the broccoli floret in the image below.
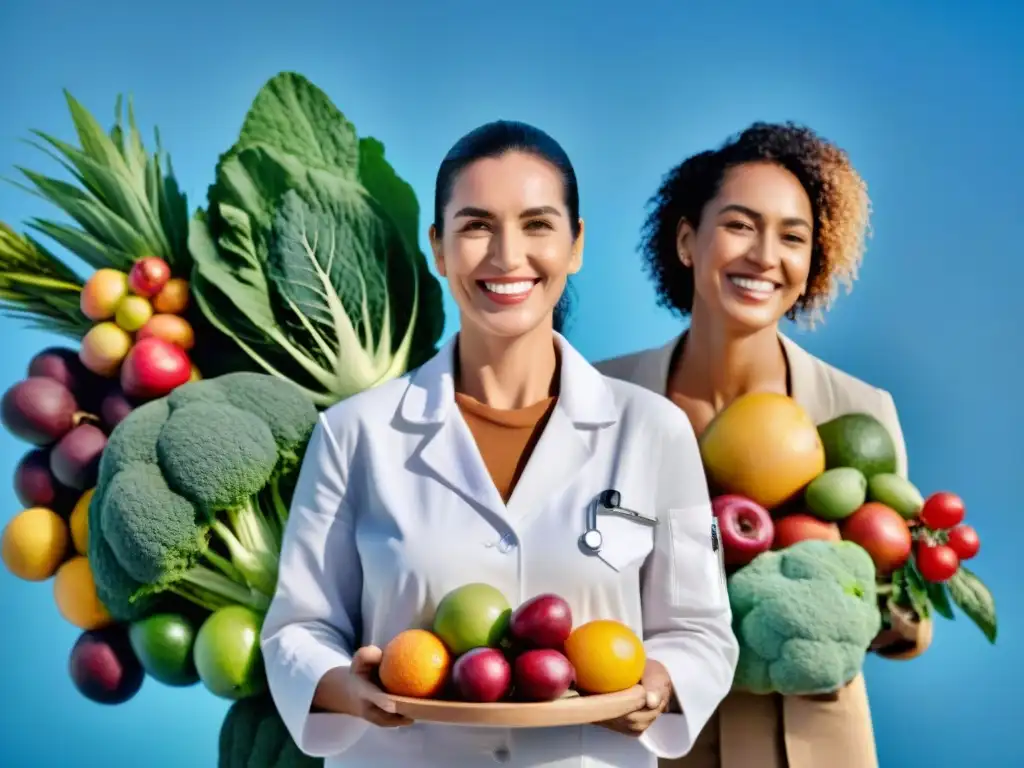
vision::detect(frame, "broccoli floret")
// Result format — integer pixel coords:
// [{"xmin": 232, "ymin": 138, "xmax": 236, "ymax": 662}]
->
[
  {"xmin": 89, "ymin": 372, "xmax": 318, "ymax": 620},
  {"xmin": 728, "ymin": 539, "xmax": 882, "ymax": 696},
  {"xmin": 219, "ymin": 694, "xmax": 323, "ymax": 768}
]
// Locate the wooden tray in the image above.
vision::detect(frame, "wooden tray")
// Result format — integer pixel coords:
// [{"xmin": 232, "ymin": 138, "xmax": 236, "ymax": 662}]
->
[{"xmin": 386, "ymin": 686, "xmax": 647, "ymax": 728}]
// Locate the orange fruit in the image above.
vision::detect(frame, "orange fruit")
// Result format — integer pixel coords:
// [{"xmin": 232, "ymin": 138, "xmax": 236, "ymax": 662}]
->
[
  {"xmin": 53, "ymin": 556, "xmax": 113, "ymax": 631},
  {"xmin": 1, "ymin": 506, "xmax": 70, "ymax": 581},
  {"xmin": 378, "ymin": 629, "xmax": 451, "ymax": 698},
  {"xmin": 564, "ymin": 619, "xmax": 646, "ymax": 694}
]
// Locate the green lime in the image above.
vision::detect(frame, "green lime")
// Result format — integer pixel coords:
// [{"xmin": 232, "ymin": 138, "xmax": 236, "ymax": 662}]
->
[{"xmin": 128, "ymin": 612, "xmax": 200, "ymax": 687}]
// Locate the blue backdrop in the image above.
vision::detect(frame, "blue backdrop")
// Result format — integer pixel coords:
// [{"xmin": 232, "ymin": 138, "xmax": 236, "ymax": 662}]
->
[{"xmin": 1, "ymin": 0, "xmax": 1019, "ymax": 765}]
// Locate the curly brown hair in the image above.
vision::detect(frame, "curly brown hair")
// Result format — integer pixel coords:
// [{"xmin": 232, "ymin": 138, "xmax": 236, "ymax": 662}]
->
[{"xmin": 639, "ymin": 121, "xmax": 871, "ymax": 325}]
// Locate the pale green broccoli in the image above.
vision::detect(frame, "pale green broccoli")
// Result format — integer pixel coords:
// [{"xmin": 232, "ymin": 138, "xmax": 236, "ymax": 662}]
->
[
  {"xmin": 219, "ymin": 694, "xmax": 323, "ymax": 768},
  {"xmin": 728, "ymin": 539, "xmax": 882, "ymax": 696},
  {"xmin": 88, "ymin": 372, "xmax": 318, "ymax": 620}
]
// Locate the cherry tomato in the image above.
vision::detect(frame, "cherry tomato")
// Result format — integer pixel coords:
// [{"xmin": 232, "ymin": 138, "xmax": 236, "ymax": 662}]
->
[
  {"xmin": 947, "ymin": 524, "xmax": 980, "ymax": 560},
  {"xmin": 916, "ymin": 543, "xmax": 960, "ymax": 583},
  {"xmin": 919, "ymin": 491, "xmax": 965, "ymax": 530}
]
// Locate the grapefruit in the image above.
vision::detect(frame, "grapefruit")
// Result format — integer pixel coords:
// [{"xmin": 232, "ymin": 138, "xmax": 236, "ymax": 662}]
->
[
  {"xmin": 379, "ymin": 629, "xmax": 451, "ymax": 698},
  {"xmin": 563, "ymin": 619, "xmax": 645, "ymax": 694},
  {"xmin": 700, "ymin": 392, "xmax": 825, "ymax": 510}
]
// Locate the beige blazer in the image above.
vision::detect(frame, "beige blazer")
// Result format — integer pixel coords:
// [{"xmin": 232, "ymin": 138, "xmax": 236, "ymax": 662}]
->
[{"xmin": 594, "ymin": 332, "xmax": 933, "ymax": 768}]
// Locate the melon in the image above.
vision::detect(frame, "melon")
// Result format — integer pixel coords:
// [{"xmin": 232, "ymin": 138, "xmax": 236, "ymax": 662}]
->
[{"xmin": 699, "ymin": 392, "xmax": 825, "ymax": 510}]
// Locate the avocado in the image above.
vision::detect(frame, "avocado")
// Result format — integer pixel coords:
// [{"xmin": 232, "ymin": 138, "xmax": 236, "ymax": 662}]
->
[
  {"xmin": 867, "ymin": 473, "xmax": 924, "ymax": 520},
  {"xmin": 816, "ymin": 413, "xmax": 898, "ymax": 478},
  {"xmin": 804, "ymin": 467, "xmax": 867, "ymax": 521}
]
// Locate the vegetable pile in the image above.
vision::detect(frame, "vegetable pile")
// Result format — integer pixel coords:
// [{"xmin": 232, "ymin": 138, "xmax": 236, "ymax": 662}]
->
[
  {"xmin": 0, "ymin": 72, "xmax": 447, "ymax": 765},
  {"xmin": 703, "ymin": 392, "xmax": 997, "ymax": 696}
]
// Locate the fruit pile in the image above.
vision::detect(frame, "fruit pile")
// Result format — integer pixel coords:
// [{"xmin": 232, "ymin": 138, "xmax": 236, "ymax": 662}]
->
[
  {"xmin": 378, "ymin": 583, "xmax": 646, "ymax": 705},
  {"xmin": 700, "ymin": 393, "xmax": 997, "ymax": 655},
  {"xmin": 78, "ymin": 258, "xmax": 196, "ymax": 396}
]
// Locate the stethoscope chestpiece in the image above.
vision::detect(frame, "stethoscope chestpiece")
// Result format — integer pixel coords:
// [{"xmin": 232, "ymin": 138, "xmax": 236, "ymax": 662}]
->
[{"xmin": 580, "ymin": 527, "xmax": 603, "ymax": 553}]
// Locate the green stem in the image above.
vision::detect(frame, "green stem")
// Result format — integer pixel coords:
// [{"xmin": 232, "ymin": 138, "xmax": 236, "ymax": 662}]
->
[
  {"xmin": 209, "ymin": 520, "xmax": 278, "ymax": 598},
  {"xmin": 180, "ymin": 563, "xmax": 270, "ymax": 613},
  {"xmin": 205, "ymin": 548, "xmax": 245, "ymax": 583}
]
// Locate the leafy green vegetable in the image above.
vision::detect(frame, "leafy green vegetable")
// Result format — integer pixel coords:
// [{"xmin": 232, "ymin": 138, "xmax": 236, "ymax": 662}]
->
[
  {"xmin": 8, "ymin": 92, "xmax": 191, "ymax": 274},
  {"xmin": 219, "ymin": 694, "xmax": 322, "ymax": 768},
  {"xmin": 0, "ymin": 222, "xmax": 91, "ymax": 338},
  {"xmin": 188, "ymin": 72, "xmax": 444, "ymax": 407},
  {"xmin": 947, "ymin": 566, "xmax": 997, "ymax": 643}
]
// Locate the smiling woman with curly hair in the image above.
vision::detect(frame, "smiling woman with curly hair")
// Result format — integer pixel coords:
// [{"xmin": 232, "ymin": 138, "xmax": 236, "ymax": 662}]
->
[{"xmin": 596, "ymin": 122, "xmax": 929, "ymax": 768}]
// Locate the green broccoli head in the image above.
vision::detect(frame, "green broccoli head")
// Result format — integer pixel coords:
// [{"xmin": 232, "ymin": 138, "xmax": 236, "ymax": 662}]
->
[
  {"xmin": 728, "ymin": 539, "xmax": 882, "ymax": 696},
  {"xmin": 219, "ymin": 694, "xmax": 323, "ymax": 768},
  {"xmin": 89, "ymin": 373, "xmax": 318, "ymax": 621}
]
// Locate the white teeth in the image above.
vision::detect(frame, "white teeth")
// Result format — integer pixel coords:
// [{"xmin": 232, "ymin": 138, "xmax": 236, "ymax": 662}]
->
[
  {"xmin": 483, "ymin": 280, "xmax": 535, "ymax": 295},
  {"xmin": 729, "ymin": 276, "xmax": 777, "ymax": 293}
]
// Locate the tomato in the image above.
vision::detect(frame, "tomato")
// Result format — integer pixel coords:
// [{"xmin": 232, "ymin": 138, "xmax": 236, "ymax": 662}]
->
[
  {"xmin": 916, "ymin": 543, "xmax": 960, "ymax": 583},
  {"xmin": 946, "ymin": 524, "xmax": 980, "ymax": 560},
  {"xmin": 919, "ymin": 491, "xmax": 965, "ymax": 530}
]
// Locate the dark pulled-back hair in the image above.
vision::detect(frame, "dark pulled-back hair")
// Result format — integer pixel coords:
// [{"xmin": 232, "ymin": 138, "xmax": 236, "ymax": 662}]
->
[
  {"xmin": 433, "ymin": 120, "xmax": 580, "ymax": 333},
  {"xmin": 639, "ymin": 121, "xmax": 871, "ymax": 324}
]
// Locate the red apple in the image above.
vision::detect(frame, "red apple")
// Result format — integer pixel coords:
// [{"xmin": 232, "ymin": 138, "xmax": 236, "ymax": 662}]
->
[
  {"xmin": 127, "ymin": 257, "xmax": 171, "ymax": 298},
  {"xmin": 513, "ymin": 649, "xmax": 575, "ymax": 702},
  {"xmin": 713, "ymin": 494, "xmax": 774, "ymax": 566},
  {"xmin": 773, "ymin": 513, "xmax": 841, "ymax": 549},
  {"xmin": 120, "ymin": 338, "xmax": 191, "ymax": 401},
  {"xmin": 841, "ymin": 502, "xmax": 912, "ymax": 575},
  {"xmin": 509, "ymin": 594, "xmax": 573, "ymax": 650},
  {"xmin": 451, "ymin": 647, "xmax": 512, "ymax": 703}
]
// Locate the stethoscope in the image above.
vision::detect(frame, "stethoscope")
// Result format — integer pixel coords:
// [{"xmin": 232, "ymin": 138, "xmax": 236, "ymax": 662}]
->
[{"xmin": 580, "ymin": 489, "xmax": 659, "ymax": 554}]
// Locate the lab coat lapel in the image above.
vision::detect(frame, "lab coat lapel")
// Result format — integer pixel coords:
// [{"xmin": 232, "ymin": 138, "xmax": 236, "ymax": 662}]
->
[
  {"xmin": 399, "ymin": 337, "xmax": 506, "ymax": 519},
  {"xmin": 505, "ymin": 336, "xmax": 619, "ymax": 526}
]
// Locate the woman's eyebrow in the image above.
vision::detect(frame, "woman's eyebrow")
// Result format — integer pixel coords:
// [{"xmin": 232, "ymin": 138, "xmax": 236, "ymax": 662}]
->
[{"xmin": 717, "ymin": 203, "xmax": 811, "ymax": 230}]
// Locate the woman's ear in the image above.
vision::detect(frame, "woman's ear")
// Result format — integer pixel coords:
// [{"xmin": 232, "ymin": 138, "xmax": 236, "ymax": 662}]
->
[
  {"xmin": 569, "ymin": 218, "xmax": 585, "ymax": 275},
  {"xmin": 676, "ymin": 218, "xmax": 694, "ymax": 268},
  {"xmin": 428, "ymin": 224, "xmax": 446, "ymax": 277}
]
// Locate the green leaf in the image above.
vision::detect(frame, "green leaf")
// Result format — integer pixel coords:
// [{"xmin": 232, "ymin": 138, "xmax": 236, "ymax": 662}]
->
[
  {"xmin": 902, "ymin": 563, "xmax": 932, "ymax": 620},
  {"xmin": 947, "ymin": 566, "xmax": 997, "ymax": 643},
  {"xmin": 925, "ymin": 580, "xmax": 956, "ymax": 620},
  {"xmin": 358, "ymin": 137, "xmax": 445, "ymax": 368},
  {"xmin": 232, "ymin": 71, "xmax": 359, "ymax": 177},
  {"xmin": 27, "ymin": 219, "xmax": 135, "ymax": 271}
]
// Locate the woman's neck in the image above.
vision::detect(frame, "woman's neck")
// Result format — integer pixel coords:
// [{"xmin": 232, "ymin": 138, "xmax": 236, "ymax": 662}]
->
[
  {"xmin": 455, "ymin": 321, "xmax": 559, "ymax": 410},
  {"xmin": 671, "ymin": 308, "xmax": 788, "ymax": 410}
]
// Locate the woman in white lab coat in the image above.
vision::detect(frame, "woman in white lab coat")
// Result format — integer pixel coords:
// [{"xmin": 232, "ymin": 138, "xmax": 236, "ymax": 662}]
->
[{"xmin": 260, "ymin": 120, "xmax": 739, "ymax": 768}]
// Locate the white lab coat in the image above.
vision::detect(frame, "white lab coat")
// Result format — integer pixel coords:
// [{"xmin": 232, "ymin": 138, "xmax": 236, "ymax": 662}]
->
[{"xmin": 260, "ymin": 333, "xmax": 739, "ymax": 768}]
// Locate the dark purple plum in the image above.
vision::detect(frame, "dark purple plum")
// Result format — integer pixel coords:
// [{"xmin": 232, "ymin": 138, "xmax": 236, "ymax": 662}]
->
[
  {"xmin": 50, "ymin": 424, "xmax": 107, "ymax": 490},
  {"xmin": 1, "ymin": 377, "xmax": 78, "ymax": 446},
  {"xmin": 69, "ymin": 625, "xmax": 145, "ymax": 705},
  {"xmin": 100, "ymin": 388, "xmax": 135, "ymax": 432},
  {"xmin": 13, "ymin": 448, "xmax": 78, "ymax": 516},
  {"xmin": 27, "ymin": 347, "xmax": 103, "ymax": 403}
]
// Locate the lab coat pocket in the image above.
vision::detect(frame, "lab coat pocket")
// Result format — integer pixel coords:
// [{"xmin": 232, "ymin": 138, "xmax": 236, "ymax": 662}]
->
[
  {"xmin": 594, "ymin": 514, "xmax": 656, "ymax": 573},
  {"xmin": 667, "ymin": 505, "xmax": 728, "ymax": 609}
]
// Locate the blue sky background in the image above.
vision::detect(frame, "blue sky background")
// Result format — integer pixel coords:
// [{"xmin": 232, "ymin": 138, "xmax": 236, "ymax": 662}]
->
[{"xmin": 1, "ymin": 0, "xmax": 1021, "ymax": 765}]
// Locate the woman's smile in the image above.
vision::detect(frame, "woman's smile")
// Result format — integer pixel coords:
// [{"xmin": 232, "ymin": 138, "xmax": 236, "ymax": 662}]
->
[
  {"xmin": 725, "ymin": 273, "xmax": 782, "ymax": 303},
  {"xmin": 476, "ymin": 276, "xmax": 542, "ymax": 305}
]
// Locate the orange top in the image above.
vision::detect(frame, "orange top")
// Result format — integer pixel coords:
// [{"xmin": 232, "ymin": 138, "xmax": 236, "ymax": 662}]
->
[{"xmin": 455, "ymin": 393, "xmax": 558, "ymax": 503}]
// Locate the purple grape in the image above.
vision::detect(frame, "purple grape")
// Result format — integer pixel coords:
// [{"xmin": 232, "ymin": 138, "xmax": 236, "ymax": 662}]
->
[
  {"xmin": 100, "ymin": 388, "xmax": 135, "ymax": 432},
  {"xmin": 50, "ymin": 423, "xmax": 107, "ymax": 490},
  {"xmin": 1, "ymin": 377, "xmax": 78, "ymax": 446},
  {"xmin": 28, "ymin": 347, "xmax": 107, "ymax": 412},
  {"xmin": 13, "ymin": 448, "xmax": 78, "ymax": 516}
]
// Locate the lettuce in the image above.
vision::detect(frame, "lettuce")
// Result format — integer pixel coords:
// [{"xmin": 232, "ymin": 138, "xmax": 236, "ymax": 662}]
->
[{"xmin": 188, "ymin": 72, "xmax": 444, "ymax": 406}]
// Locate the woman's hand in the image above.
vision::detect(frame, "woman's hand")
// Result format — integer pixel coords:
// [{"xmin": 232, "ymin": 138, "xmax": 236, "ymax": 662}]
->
[
  {"xmin": 313, "ymin": 646, "xmax": 414, "ymax": 728},
  {"xmin": 597, "ymin": 660, "xmax": 675, "ymax": 737}
]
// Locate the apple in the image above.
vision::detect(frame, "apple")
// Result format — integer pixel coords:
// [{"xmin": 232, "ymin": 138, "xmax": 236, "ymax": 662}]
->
[
  {"xmin": 513, "ymin": 649, "xmax": 575, "ymax": 702},
  {"xmin": 841, "ymin": 502, "xmax": 912, "ymax": 575},
  {"xmin": 127, "ymin": 257, "xmax": 171, "ymax": 298},
  {"xmin": 509, "ymin": 594, "xmax": 573, "ymax": 650},
  {"xmin": 120, "ymin": 337, "xmax": 191, "ymax": 401},
  {"xmin": 80, "ymin": 269, "xmax": 129, "ymax": 321},
  {"xmin": 713, "ymin": 494, "xmax": 774, "ymax": 566},
  {"xmin": 79, "ymin": 322, "xmax": 132, "ymax": 378},
  {"xmin": 773, "ymin": 513, "xmax": 841, "ymax": 549},
  {"xmin": 451, "ymin": 647, "xmax": 512, "ymax": 703}
]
